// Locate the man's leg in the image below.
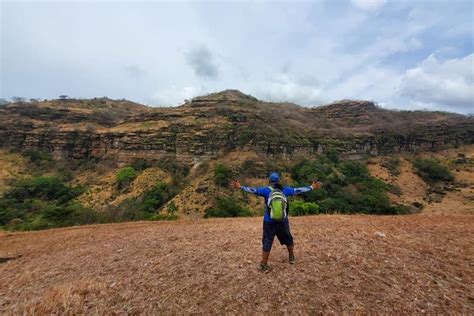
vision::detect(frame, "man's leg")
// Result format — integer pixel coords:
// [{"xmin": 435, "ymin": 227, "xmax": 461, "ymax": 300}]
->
[
  {"xmin": 277, "ymin": 220, "xmax": 295, "ymax": 264},
  {"xmin": 287, "ymin": 244, "xmax": 295, "ymax": 264},
  {"xmin": 261, "ymin": 221, "xmax": 275, "ymax": 271},
  {"xmin": 261, "ymin": 250, "xmax": 270, "ymax": 265},
  {"xmin": 287, "ymin": 244, "xmax": 294, "ymax": 257}
]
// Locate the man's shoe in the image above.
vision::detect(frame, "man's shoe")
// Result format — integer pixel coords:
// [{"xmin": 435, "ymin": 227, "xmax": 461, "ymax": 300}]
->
[
  {"xmin": 289, "ymin": 255, "xmax": 296, "ymax": 264},
  {"xmin": 259, "ymin": 263, "xmax": 269, "ymax": 273}
]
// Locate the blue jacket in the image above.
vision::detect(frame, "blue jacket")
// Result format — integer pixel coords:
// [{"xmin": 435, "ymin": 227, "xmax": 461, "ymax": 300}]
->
[{"xmin": 240, "ymin": 184, "xmax": 313, "ymax": 222}]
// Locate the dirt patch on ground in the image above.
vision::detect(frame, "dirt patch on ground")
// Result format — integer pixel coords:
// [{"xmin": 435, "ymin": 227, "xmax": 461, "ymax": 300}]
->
[{"xmin": 0, "ymin": 215, "xmax": 472, "ymax": 314}]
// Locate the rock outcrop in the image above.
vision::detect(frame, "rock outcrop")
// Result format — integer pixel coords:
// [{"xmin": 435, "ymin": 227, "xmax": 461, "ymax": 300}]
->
[{"xmin": 0, "ymin": 90, "xmax": 472, "ymax": 163}]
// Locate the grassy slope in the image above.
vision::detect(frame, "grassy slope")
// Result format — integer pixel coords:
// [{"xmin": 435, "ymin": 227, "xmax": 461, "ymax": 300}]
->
[{"xmin": 367, "ymin": 145, "xmax": 474, "ymax": 215}]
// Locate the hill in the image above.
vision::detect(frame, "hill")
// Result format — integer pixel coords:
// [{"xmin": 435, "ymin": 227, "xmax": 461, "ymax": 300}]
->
[
  {"xmin": 0, "ymin": 91, "xmax": 473, "ymax": 228},
  {"xmin": 0, "ymin": 215, "xmax": 472, "ymax": 314},
  {"xmin": 0, "ymin": 90, "xmax": 472, "ymax": 163}
]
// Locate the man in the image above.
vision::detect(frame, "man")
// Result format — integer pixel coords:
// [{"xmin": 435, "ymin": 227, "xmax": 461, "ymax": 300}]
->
[{"xmin": 231, "ymin": 172, "xmax": 320, "ymax": 272}]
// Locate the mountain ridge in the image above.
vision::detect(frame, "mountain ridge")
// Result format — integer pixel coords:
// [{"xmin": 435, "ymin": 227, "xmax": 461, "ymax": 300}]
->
[{"xmin": 0, "ymin": 90, "xmax": 472, "ymax": 163}]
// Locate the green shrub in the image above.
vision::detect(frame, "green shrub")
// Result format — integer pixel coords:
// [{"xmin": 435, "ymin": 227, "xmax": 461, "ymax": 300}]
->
[
  {"xmin": 204, "ymin": 196, "xmax": 252, "ymax": 218},
  {"xmin": 413, "ymin": 158, "xmax": 454, "ymax": 183},
  {"xmin": 99, "ymin": 182, "xmax": 178, "ymax": 223},
  {"xmin": 214, "ymin": 164, "xmax": 232, "ymax": 187},
  {"xmin": 138, "ymin": 182, "xmax": 175, "ymax": 212},
  {"xmin": 291, "ymin": 156, "xmax": 334, "ymax": 184},
  {"xmin": 115, "ymin": 166, "xmax": 137, "ymax": 189},
  {"xmin": 167, "ymin": 201, "xmax": 178, "ymax": 215},
  {"xmin": 288, "ymin": 201, "xmax": 319, "ymax": 216},
  {"xmin": 3, "ymin": 176, "xmax": 83, "ymax": 204},
  {"xmin": 0, "ymin": 176, "xmax": 93, "ymax": 230},
  {"xmin": 339, "ymin": 161, "xmax": 371, "ymax": 183},
  {"xmin": 291, "ymin": 158, "xmax": 398, "ymax": 215}
]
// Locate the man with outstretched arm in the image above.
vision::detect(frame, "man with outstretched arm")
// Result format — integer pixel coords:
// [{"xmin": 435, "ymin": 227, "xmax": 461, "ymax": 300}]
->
[{"xmin": 231, "ymin": 172, "xmax": 320, "ymax": 272}]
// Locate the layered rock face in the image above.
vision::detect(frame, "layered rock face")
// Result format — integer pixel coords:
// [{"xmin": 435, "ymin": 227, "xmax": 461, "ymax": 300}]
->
[{"xmin": 0, "ymin": 91, "xmax": 472, "ymax": 163}]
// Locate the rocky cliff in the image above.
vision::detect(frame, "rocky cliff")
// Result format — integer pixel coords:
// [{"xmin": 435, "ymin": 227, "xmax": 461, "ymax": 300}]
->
[{"xmin": 0, "ymin": 90, "xmax": 472, "ymax": 164}]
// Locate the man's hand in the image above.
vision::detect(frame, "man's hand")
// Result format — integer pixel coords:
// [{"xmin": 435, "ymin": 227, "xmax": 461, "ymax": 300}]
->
[
  {"xmin": 230, "ymin": 179, "xmax": 241, "ymax": 190},
  {"xmin": 311, "ymin": 180, "xmax": 321, "ymax": 190}
]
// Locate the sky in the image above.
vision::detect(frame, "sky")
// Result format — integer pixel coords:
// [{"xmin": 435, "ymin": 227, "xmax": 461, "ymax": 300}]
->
[{"xmin": 1, "ymin": 0, "xmax": 473, "ymax": 114}]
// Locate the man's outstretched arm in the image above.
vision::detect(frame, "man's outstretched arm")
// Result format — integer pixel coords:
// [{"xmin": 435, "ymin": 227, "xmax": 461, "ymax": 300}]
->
[
  {"xmin": 231, "ymin": 179, "xmax": 260, "ymax": 195},
  {"xmin": 287, "ymin": 180, "xmax": 321, "ymax": 196}
]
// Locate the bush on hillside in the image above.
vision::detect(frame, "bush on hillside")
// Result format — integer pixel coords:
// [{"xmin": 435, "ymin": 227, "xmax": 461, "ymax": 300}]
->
[
  {"xmin": 115, "ymin": 166, "xmax": 137, "ymax": 189},
  {"xmin": 167, "ymin": 201, "xmax": 178, "ymax": 215},
  {"xmin": 138, "ymin": 182, "xmax": 176, "ymax": 212},
  {"xmin": 0, "ymin": 176, "xmax": 93, "ymax": 230},
  {"xmin": 214, "ymin": 164, "xmax": 232, "ymax": 187},
  {"xmin": 288, "ymin": 201, "xmax": 319, "ymax": 216},
  {"xmin": 413, "ymin": 158, "xmax": 454, "ymax": 183},
  {"xmin": 291, "ymin": 158, "xmax": 400, "ymax": 215},
  {"xmin": 106, "ymin": 181, "xmax": 178, "ymax": 222}
]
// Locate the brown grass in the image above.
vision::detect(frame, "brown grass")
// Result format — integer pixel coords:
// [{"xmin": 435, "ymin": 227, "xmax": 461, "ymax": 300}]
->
[
  {"xmin": 1, "ymin": 215, "xmax": 472, "ymax": 314},
  {"xmin": 0, "ymin": 150, "xmax": 27, "ymax": 194}
]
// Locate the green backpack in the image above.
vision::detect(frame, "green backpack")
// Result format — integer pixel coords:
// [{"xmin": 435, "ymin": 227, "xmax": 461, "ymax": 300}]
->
[{"xmin": 267, "ymin": 187, "xmax": 288, "ymax": 221}]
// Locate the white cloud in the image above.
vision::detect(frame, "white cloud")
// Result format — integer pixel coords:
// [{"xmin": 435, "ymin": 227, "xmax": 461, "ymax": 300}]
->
[
  {"xmin": 326, "ymin": 66, "xmax": 402, "ymax": 104},
  {"xmin": 2, "ymin": 1, "xmax": 472, "ymax": 114},
  {"xmin": 399, "ymin": 54, "xmax": 474, "ymax": 112},
  {"xmin": 150, "ymin": 85, "xmax": 208, "ymax": 106},
  {"xmin": 351, "ymin": 0, "xmax": 386, "ymax": 11},
  {"xmin": 254, "ymin": 74, "xmax": 325, "ymax": 106}
]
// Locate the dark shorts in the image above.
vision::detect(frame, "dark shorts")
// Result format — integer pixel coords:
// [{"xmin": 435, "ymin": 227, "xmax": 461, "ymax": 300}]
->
[{"xmin": 262, "ymin": 220, "xmax": 294, "ymax": 252}]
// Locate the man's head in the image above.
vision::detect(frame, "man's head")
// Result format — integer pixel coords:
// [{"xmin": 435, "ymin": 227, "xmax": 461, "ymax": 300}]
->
[{"xmin": 269, "ymin": 172, "xmax": 280, "ymax": 184}]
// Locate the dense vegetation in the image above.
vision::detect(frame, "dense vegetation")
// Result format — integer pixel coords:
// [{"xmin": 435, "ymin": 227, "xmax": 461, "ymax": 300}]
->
[
  {"xmin": 1, "ymin": 147, "xmax": 424, "ymax": 229},
  {"xmin": 291, "ymin": 155, "xmax": 407, "ymax": 214},
  {"xmin": 110, "ymin": 182, "xmax": 179, "ymax": 221},
  {"xmin": 0, "ymin": 176, "xmax": 94, "ymax": 230},
  {"xmin": 204, "ymin": 152, "xmax": 409, "ymax": 219},
  {"xmin": 413, "ymin": 158, "xmax": 454, "ymax": 183},
  {"xmin": 289, "ymin": 201, "xmax": 320, "ymax": 216},
  {"xmin": 0, "ymin": 151, "xmax": 188, "ymax": 230}
]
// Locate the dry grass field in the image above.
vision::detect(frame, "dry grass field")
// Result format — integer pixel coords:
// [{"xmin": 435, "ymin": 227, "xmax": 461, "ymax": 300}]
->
[{"xmin": 1, "ymin": 214, "xmax": 472, "ymax": 314}]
